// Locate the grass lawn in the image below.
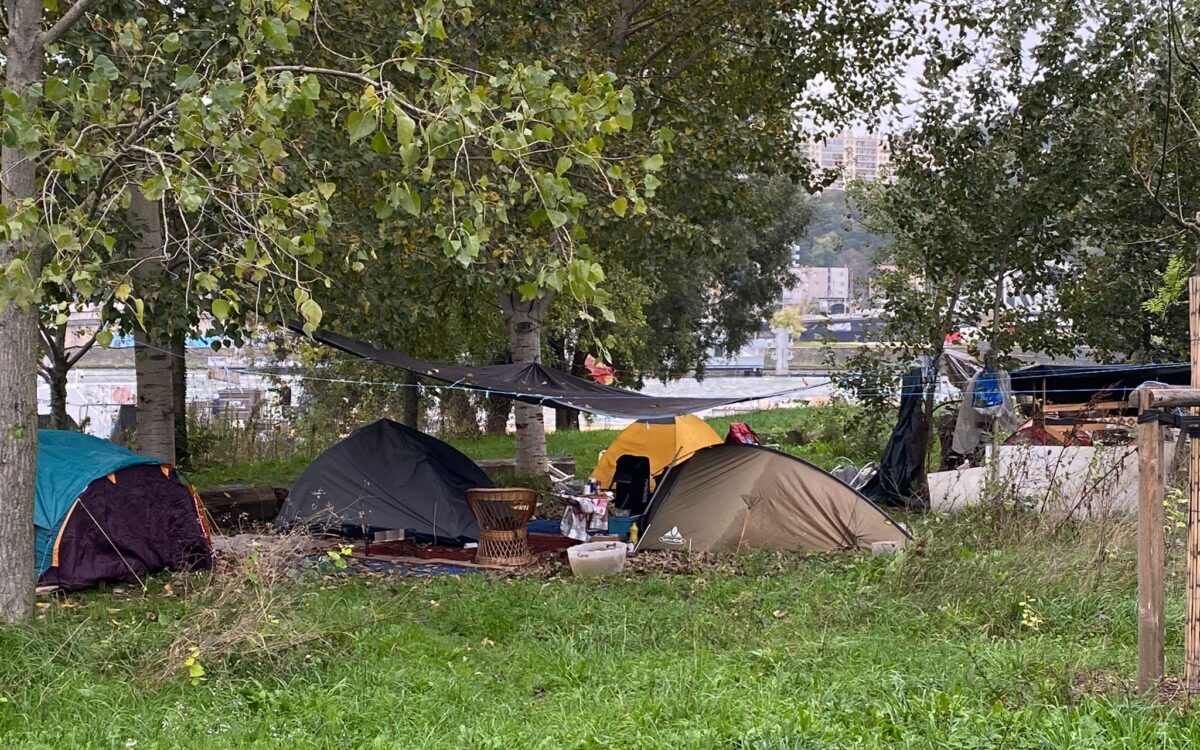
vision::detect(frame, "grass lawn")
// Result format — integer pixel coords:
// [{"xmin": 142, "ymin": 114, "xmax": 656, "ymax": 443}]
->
[
  {"xmin": 2, "ymin": 511, "xmax": 1199, "ymax": 748},
  {"xmin": 187, "ymin": 404, "xmax": 888, "ymax": 490}
]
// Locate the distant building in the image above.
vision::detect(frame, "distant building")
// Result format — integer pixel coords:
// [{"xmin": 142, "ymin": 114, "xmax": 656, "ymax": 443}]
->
[
  {"xmin": 807, "ymin": 133, "xmax": 889, "ymax": 187},
  {"xmin": 781, "ymin": 266, "xmax": 851, "ymax": 313}
]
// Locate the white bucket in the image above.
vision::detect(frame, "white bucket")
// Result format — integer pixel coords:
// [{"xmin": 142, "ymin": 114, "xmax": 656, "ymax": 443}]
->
[{"xmin": 567, "ymin": 541, "xmax": 627, "ymax": 577}]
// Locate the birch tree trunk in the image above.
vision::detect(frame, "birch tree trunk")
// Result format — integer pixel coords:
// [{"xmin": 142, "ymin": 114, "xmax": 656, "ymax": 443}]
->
[
  {"xmin": 129, "ymin": 191, "xmax": 175, "ymax": 463},
  {"xmin": 500, "ymin": 290, "xmax": 553, "ymax": 475},
  {"xmin": 0, "ymin": 0, "xmax": 47, "ymax": 623}
]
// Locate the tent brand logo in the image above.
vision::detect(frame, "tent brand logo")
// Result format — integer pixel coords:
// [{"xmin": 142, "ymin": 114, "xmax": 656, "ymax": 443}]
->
[{"xmin": 659, "ymin": 526, "xmax": 685, "ymax": 545}]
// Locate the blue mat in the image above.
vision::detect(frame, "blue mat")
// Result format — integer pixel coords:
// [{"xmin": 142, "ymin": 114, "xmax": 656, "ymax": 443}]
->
[{"xmin": 527, "ymin": 519, "xmax": 562, "ymax": 535}]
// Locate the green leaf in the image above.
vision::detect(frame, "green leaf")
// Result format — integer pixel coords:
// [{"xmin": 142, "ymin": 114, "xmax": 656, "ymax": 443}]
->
[
  {"xmin": 259, "ymin": 137, "xmax": 285, "ymax": 159},
  {"xmin": 133, "ymin": 299, "xmax": 146, "ymax": 328},
  {"xmin": 174, "ymin": 65, "xmax": 200, "ymax": 91},
  {"xmin": 141, "ymin": 175, "xmax": 168, "ymax": 201},
  {"xmin": 555, "ymin": 156, "xmax": 573, "ymax": 176},
  {"xmin": 96, "ymin": 330, "xmax": 114, "ymax": 348},
  {"xmin": 261, "ymin": 17, "xmax": 290, "ymax": 51},
  {"xmin": 211, "ymin": 299, "xmax": 230, "ymax": 322},
  {"xmin": 298, "ymin": 74, "xmax": 321, "ymax": 100},
  {"xmin": 43, "ymin": 78, "xmax": 68, "ymax": 103},
  {"xmin": 162, "ymin": 33, "xmax": 181, "ymax": 54},
  {"xmin": 90, "ymin": 55, "xmax": 120, "ymax": 83},
  {"xmin": 300, "ymin": 298, "xmax": 323, "ymax": 329},
  {"xmin": 114, "ymin": 282, "xmax": 132, "ymax": 301},
  {"xmin": 396, "ymin": 111, "xmax": 416, "ymax": 147},
  {"xmin": 346, "ymin": 111, "xmax": 377, "ymax": 143},
  {"xmin": 316, "ymin": 182, "xmax": 336, "ymax": 200},
  {"xmin": 397, "ymin": 185, "xmax": 421, "ymax": 217},
  {"xmin": 547, "ymin": 209, "xmax": 569, "ymax": 228},
  {"xmin": 611, "ymin": 197, "xmax": 628, "ymax": 217},
  {"xmin": 643, "ymin": 153, "xmax": 664, "ymax": 172},
  {"xmin": 370, "ymin": 129, "xmax": 392, "ymax": 154},
  {"xmin": 399, "ymin": 144, "xmax": 421, "ymax": 168}
]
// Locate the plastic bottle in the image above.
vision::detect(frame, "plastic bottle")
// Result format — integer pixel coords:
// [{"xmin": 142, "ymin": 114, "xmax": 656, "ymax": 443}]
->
[{"xmin": 628, "ymin": 521, "xmax": 639, "ymax": 545}]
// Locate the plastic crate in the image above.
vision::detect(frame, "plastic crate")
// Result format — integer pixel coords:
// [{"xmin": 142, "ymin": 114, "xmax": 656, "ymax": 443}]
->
[{"xmin": 606, "ymin": 514, "xmax": 641, "ymax": 539}]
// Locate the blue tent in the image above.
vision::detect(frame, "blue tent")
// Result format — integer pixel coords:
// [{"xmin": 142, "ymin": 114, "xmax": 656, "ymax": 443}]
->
[{"xmin": 34, "ymin": 430, "xmax": 160, "ymax": 577}]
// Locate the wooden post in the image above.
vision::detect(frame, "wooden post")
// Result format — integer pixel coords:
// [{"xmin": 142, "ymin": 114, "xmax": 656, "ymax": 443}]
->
[
  {"xmin": 1188, "ymin": 276, "xmax": 1200, "ymax": 693},
  {"xmin": 1138, "ymin": 388, "xmax": 1165, "ymax": 693}
]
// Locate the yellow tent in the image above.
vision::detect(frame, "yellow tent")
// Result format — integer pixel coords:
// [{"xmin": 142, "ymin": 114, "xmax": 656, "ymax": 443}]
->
[{"xmin": 592, "ymin": 415, "xmax": 722, "ymax": 488}]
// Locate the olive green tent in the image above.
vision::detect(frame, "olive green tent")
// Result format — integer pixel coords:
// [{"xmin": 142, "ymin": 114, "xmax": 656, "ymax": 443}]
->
[{"xmin": 636, "ymin": 444, "xmax": 910, "ymax": 553}]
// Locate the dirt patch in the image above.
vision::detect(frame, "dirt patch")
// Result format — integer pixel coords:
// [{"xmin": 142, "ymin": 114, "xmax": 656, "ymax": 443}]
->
[{"xmin": 1070, "ymin": 668, "xmax": 1197, "ymax": 708}]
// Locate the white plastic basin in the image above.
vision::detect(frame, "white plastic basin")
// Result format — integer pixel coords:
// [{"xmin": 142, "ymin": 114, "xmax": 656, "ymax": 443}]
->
[{"xmin": 567, "ymin": 541, "xmax": 627, "ymax": 578}]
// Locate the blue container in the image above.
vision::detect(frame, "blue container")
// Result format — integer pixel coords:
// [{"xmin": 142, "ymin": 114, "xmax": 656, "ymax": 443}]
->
[{"xmin": 607, "ymin": 514, "xmax": 641, "ymax": 539}]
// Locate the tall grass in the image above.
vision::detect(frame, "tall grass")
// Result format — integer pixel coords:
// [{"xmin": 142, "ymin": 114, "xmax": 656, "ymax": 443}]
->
[
  {"xmin": 186, "ymin": 402, "xmax": 890, "ymax": 489},
  {"xmin": 2, "ymin": 508, "xmax": 1197, "ymax": 748}
]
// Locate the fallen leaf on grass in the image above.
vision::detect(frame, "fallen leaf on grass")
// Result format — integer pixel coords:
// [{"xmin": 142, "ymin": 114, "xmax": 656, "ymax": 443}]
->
[
  {"xmin": 35, "ymin": 602, "xmax": 50, "ymax": 610},
  {"xmin": 772, "ymin": 610, "xmax": 788, "ymax": 619},
  {"xmin": 480, "ymin": 638, "xmax": 495, "ymax": 646}
]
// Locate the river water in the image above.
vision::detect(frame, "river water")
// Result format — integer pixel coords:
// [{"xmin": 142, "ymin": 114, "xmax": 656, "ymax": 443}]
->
[
  {"xmin": 570, "ymin": 374, "xmax": 836, "ymax": 432},
  {"xmin": 45, "ymin": 362, "xmax": 838, "ymax": 438}
]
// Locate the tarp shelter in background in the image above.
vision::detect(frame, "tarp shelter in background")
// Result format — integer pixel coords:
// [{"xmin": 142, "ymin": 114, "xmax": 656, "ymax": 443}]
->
[
  {"xmin": 1009, "ymin": 363, "xmax": 1189, "ymax": 403},
  {"xmin": 592, "ymin": 415, "xmax": 722, "ymax": 488},
  {"xmin": 636, "ymin": 444, "xmax": 911, "ymax": 553},
  {"xmin": 275, "ymin": 419, "xmax": 491, "ymax": 542},
  {"xmin": 290, "ymin": 326, "xmax": 808, "ymax": 420}
]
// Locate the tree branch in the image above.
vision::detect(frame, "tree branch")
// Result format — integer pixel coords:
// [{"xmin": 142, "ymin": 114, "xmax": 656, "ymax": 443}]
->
[
  {"xmin": 65, "ymin": 331, "xmax": 98, "ymax": 368},
  {"xmin": 38, "ymin": 0, "xmax": 102, "ymax": 47},
  {"xmin": 37, "ymin": 319, "xmax": 61, "ymax": 362}
]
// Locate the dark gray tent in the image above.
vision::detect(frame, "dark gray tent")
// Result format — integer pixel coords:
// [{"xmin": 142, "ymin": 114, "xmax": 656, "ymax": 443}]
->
[
  {"xmin": 275, "ymin": 419, "xmax": 491, "ymax": 541},
  {"xmin": 637, "ymin": 444, "xmax": 910, "ymax": 553}
]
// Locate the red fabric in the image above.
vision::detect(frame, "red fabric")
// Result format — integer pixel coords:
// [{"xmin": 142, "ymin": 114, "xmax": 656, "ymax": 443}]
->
[
  {"xmin": 583, "ymin": 355, "xmax": 617, "ymax": 385},
  {"xmin": 725, "ymin": 423, "xmax": 761, "ymax": 445},
  {"xmin": 357, "ymin": 533, "xmax": 578, "ymax": 562}
]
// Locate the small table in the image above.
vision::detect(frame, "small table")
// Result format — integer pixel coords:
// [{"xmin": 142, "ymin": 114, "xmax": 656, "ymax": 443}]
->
[
  {"xmin": 465, "ymin": 488, "xmax": 538, "ymax": 566},
  {"xmin": 555, "ymin": 490, "xmax": 612, "ymax": 541}
]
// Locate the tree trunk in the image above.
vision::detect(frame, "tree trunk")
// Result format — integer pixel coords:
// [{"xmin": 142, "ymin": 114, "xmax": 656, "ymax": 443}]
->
[
  {"xmin": 500, "ymin": 290, "xmax": 553, "ymax": 475},
  {"xmin": 439, "ymin": 388, "xmax": 478, "ymax": 438},
  {"xmin": 171, "ymin": 336, "xmax": 189, "ymax": 467},
  {"xmin": 483, "ymin": 394, "xmax": 511, "ymax": 435},
  {"xmin": 129, "ymin": 190, "xmax": 175, "ymax": 463},
  {"xmin": 48, "ymin": 362, "xmax": 69, "ymax": 430},
  {"xmin": 0, "ymin": 0, "xmax": 47, "ymax": 623},
  {"xmin": 401, "ymin": 371, "xmax": 419, "ymax": 427},
  {"xmin": 551, "ymin": 337, "xmax": 580, "ymax": 431}
]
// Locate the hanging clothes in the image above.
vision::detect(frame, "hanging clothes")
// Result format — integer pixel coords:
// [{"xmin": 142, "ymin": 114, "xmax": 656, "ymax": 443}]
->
[{"xmin": 951, "ymin": 368, "xmax": 1020, "ymax": 456}]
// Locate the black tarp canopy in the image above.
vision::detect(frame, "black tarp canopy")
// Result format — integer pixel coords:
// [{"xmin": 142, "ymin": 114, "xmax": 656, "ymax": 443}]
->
[
  {"xmin": 1009, "ymin": 363, "xmax": 1190, "ymax": 404},
  {"xmin": 294, "ymin": 326, "xmax": 807, "ymax": 420}
]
